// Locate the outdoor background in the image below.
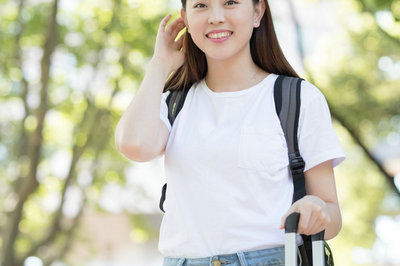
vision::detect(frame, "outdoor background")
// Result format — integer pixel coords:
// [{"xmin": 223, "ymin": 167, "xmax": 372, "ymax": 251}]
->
[{"xmin": 1, "ymin": 0, "xmax": 400, "ymax": 265}]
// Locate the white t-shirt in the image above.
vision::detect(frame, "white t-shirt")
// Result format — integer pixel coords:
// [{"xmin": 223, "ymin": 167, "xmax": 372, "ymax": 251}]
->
[{"xmin": 158, "ymin": 73, "xmax": 345, "ymax": 258}]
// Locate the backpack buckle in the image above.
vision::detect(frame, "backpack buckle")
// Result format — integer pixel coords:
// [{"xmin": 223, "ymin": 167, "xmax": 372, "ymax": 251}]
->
[{"xmin": 289, "ymin": 155, "xmax": 305, "ymax": 175}]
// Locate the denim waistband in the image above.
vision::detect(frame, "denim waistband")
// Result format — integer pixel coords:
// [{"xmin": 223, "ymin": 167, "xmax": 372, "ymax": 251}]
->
[{"xmin": 163, "ymin": 246, "xmax": 285, "ymax": 266}]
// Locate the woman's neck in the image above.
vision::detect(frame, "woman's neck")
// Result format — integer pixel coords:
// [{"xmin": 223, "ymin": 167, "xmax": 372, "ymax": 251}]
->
[{"xmin": 205, "ymin": 53, "xmax": 269, "ymax": 93}]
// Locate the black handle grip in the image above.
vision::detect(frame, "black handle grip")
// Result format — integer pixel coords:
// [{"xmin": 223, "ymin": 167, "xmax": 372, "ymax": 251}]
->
[
  {"xmin": 285, "ymin": 212, "xmax": 300, "ymax": 233},
  {"xmin": 285, "ymin": 212, "xmax": 326, "ymax": 241}
]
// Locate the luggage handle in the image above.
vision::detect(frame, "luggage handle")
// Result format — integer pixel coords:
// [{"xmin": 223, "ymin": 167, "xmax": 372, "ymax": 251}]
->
[{"xmin": 285, "ymin": 212, "xmax": 325, "ymax": 266}]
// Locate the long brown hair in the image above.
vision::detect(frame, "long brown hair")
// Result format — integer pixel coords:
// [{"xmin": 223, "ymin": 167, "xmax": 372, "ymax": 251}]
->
[{"xmin": 164, "ymin": 0, "xmax": 299, "ymax": 92}]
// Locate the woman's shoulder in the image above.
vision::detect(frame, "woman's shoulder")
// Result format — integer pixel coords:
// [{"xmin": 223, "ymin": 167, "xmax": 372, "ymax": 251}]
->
[{"xmin": 300, "ymin": 79, "xmax": 328, "ymax": 107}]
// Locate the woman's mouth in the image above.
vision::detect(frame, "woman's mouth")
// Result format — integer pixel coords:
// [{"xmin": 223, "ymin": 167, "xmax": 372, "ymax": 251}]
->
[
  {"xmin": 207, "ymin": 32, "xmax": 232, "ymax": 39},
  {"xmin": 206, "ymin": 31, "xmax": 233, "ymax": 43}
]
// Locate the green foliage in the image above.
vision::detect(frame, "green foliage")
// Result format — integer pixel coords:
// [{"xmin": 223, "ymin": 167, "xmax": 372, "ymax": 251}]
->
[
  {"xmin": 360, "ymin": 0, "xmax": 400, "ymax": 21},
  {"xmin": 0, "ymin": 0, "xmax": 174, "ymax": 264},
  {"xmin": 329, "ymin": 124, "xmax": 389, "ymax": 265},
  {"xmin": 306, "ymin": 0, "xmax": 400, "ymax": 264}
]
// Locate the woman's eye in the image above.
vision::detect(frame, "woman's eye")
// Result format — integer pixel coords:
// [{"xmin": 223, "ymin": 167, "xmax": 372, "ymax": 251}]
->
[
  {"xmin": 194, "ymin": 3, "xmax": 206, "ymax": 8},
  {"xmin": 225, "ymin": 0, "xmax": 238, "ymax": 5}
]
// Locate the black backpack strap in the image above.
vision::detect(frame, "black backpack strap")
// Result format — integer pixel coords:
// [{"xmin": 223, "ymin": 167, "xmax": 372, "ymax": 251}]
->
[
  {"xmin": 160, "ymin": 89, "xmax": 189, "ymax": 213},
  {"xmin": 275, "ymin": 75, "xmax": 331, "ymax": 266},
  {"xmin": 159, "ymin": 183, "xmax": 167, "ymax": 213},
  {"xmin": 166, "ymin": 88, "xmax": 190, "ymax": 127},
  {"xmin": 274, "ymin": 75, "xmax": 306, "ymax": 203},
  {"xmin": 274, "ymin": 75, "xmax": 311, "ymax": 263}
]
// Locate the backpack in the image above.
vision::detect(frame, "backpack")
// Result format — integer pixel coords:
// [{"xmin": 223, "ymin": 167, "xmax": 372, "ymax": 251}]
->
[{"xmin": 159, "ymin": 75, "xmax": 334, "ymax": 266}]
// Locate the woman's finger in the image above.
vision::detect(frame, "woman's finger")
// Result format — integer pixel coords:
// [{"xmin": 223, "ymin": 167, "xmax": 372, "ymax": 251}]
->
[
  {"xmin": 305, "ymin": 207, "xmax": 330, "ymax": 235},
  {"xmin": 171, "ymin": 21, "xmax": 186, "ymax": 39},
  {"xmin": 310, "ymin": 222, "xmax": 323, "ymax": 235},
  {"xmin": 297, "ymin": 210, "xmax": 311, "ymax": 234},
  {"xmin": 305, "ymin": 207, "xmax": 321, "ymax": 230},
  {"xmin": 165, "ymin": 17, "xmax": 184, "ymax": 35},
  {"xmin": 159, "ymin": 14, "xmax": 172, "ymax": 33},
  {"xmin": 177, "ymin": 33, "xmax": 185, "ymax": 46},
  {"xmin": 173, "ymin": 33, "xmax": 185, "ymax": 51}
]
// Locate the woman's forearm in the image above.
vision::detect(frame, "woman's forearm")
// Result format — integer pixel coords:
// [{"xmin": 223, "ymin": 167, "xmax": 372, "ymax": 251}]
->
[{"xmin": 115, "ymin": 59, "xmax": 171, "ymax": 160}]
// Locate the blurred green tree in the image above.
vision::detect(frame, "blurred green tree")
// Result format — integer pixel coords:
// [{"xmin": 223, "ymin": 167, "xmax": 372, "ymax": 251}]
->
[
  {"xmin": 286, "ymin": 0, "xmax": 400, "ymax": 264},
  {"xmin": 0, "ymin": 0, "xmax": 171, "ymax": 264},
  {"xmin": 324, "ymin": 1, "xmax": 400, "ymax": 263}
]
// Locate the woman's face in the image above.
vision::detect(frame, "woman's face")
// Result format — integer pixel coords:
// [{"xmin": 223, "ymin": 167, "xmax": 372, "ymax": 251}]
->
[{"xmin": 181, "ymin": 0, "xmax": 265, "ymax": 62}]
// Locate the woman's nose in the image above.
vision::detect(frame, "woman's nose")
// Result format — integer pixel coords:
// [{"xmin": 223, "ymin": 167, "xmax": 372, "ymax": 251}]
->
[{"xmin": 208, "ymin": 7, "xmax": 225, "ymax": 24}]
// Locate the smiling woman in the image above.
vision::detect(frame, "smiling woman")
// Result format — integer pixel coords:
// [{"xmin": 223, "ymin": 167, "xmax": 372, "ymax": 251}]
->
[
  {"xmin": 182, "ymin": 0, "xmax": 257, "ymax": 62},
  {"xmin": 114, "ymin": 0, "xmax": 346, "ymax": 265},
  {"xmin": 164, "ymin": 0, "xmax": 298, "ymax": 93}
]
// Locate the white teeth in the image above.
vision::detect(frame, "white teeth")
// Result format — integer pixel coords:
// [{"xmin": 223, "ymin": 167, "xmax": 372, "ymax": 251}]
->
[{"xmin": 208, "ymin": 32, "xmax": 232, "ymax": 39}]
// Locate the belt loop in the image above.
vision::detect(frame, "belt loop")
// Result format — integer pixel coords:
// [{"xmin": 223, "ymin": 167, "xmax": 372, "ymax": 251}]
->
[
  {"xmin": 236, "ymin": 252, "xmax": 248, "ymax": 266},
  {"xmin": 178, "ymin": 258, "xmax": 185, "ymax": 266}
]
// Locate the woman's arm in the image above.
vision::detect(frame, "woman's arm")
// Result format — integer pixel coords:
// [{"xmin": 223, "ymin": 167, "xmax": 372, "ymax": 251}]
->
[
  {"xmin": 114, "ymin": 60, "xmax": 171, "ymax": 162},
  {"xmin": 280, "ymin": 160, "xmax": 342, "ymax": 240},
  {"xmin": 115, "ymin": 15, "xmax": 186, "ymax": 162}
]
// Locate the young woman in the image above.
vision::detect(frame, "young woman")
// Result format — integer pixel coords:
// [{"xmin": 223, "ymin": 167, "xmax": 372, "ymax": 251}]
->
[{"xmin": 115, "ymin": 0, "xmax": 345, "ymax": 265}]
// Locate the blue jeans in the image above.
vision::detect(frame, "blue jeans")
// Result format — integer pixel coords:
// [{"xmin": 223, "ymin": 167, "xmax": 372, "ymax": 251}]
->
[{"xmin": 163, "ymin": 246, "xmax": 285, "ymax": 266}]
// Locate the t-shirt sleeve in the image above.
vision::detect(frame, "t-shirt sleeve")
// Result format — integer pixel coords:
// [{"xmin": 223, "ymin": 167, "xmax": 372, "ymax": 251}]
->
[
  {"xmin": 298, "ymin": 82, "xmax": 346, "ymax": 172},
  {"xmin": 160, "ymin": 91, "xmax": 172, "ymax": 132}
]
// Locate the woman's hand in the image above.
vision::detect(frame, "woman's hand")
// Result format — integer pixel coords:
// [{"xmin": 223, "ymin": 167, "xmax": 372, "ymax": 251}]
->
[
  {"xmin": 280, "ymin": 195, "xmax": 331, "ymax": 236},
  {"xmin": 152, "ymin": 14, "xmax": 186, "ymax": 74}
]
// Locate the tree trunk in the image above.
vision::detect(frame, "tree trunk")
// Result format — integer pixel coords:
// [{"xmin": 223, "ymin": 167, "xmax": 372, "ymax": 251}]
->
[{"xmin": 1, "ymin": 0, "xmax": 59, "ymax": 265}]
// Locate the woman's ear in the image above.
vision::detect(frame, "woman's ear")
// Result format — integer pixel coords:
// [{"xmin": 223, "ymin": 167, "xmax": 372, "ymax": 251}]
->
[
  {"xmin": 180, "ymin": 8, "xmax": 190, "ymax": 33},
  {"xmin": 253, "ymin": 0, "xmax": 266, "ymax": 28}
]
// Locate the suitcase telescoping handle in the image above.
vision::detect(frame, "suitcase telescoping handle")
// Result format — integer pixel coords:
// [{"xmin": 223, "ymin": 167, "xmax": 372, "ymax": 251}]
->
[{"xmin": 284, "ymin": 212, "xmax": 326, "ymax": 266}]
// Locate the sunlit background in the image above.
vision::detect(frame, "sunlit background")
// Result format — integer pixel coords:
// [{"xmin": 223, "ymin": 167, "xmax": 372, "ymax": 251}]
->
[{"xmin": 0, "ymin": 0, "xmax": 400, "ymax": 265}]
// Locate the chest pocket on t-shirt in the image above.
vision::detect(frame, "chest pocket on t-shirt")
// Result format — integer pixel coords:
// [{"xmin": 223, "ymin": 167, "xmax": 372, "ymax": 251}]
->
[{"xmin": 237, "ymin": 126, "xmax": 288, "ymax": 177}]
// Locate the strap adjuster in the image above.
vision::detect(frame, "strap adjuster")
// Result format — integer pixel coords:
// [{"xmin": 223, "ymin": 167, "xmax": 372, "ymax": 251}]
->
[{"xmin": 289, "ymin": 155, "xmax": 305, "ymax": 176}]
